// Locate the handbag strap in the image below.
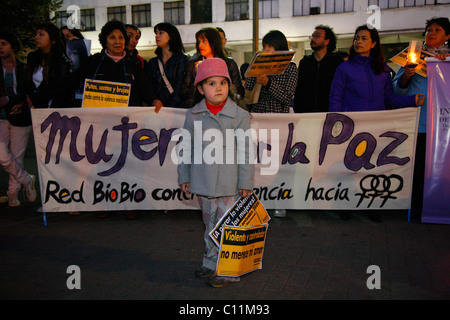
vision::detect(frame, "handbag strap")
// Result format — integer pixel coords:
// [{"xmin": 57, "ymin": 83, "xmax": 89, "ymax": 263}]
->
[{"xmin": 158, "ymin": 59, "xmax": 174, "ymax": 94}]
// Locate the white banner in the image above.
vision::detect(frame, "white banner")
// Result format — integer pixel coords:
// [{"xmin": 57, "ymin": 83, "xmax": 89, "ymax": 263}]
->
[{"xmin": 32, "ymin": 107, "xmax": 419, "ymax": 212}]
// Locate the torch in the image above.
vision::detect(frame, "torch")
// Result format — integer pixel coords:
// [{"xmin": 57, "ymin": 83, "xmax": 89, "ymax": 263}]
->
[{"xmin": 406, "ymin": 40, "xmax": 422, "ymax": 69}]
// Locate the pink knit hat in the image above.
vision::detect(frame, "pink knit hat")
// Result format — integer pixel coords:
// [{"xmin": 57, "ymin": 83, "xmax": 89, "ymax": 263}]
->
[{"xmin": 194, "ymin": 58, "xmax": 231, "ymax": 86}]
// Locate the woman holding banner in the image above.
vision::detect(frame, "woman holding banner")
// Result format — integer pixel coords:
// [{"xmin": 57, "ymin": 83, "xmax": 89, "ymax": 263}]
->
[
  {"xmin": 392, "ymin": 17, "xmax": 450, "ymax": 221},
  {"xmin": 67, "ymin": 20, "xmax": 155, "ymax": 108},
  {"xmin": 329, "ymin": 25, "xmax": 424, "ymax": 113},
  {"xmin": 146, "ymin": 22, "xmax": 188, "ymax": 109},
  {"xmin": 182, "ymin": 27, "xmax": 244, "ymax": 108},
  {"xmin": 329, "ymin": 25, "xmax": 425, "ymax": 221}
]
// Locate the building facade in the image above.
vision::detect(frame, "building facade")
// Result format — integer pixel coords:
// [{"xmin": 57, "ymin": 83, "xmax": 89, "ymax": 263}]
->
[{"xmin": 55, "ymin": 0, "xmax": 450, "ymax": 69}]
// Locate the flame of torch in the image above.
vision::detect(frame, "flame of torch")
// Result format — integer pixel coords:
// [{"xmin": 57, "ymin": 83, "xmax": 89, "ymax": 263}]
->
[{"xmin": 408, "ymin": 52, "xmax": 418, "ymax": 64}]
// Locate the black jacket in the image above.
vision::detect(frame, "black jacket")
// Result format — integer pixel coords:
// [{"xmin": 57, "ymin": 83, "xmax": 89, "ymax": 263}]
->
[
  {"xmin": 1, "ymin": 60, "xmax": 31, "ymax": 126},
  {"xmin": 293, "ymin": 52, "xmax": 343, "ymax": 113},
  {"xmin": 69, "ymin": 51, "xmax": 155, "ymax": 107},
  {"xmin": 25, "ymin": 50, "xmax": 72, "ymax": 109},
  {"xmin": 147, "ymin": 52, "xmax": 188, "ymax": 108}
]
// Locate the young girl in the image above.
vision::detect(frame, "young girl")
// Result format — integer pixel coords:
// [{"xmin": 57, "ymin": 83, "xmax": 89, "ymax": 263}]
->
[
  {"xmin": 182, "ymin": 27, "xmax": 244, "ymax": 108},
  {"xmin": 25, "ymin": 22, "xmax": 72, "ymax": 109},
  {"xmin": 178, "ymin": 58, "xmax": 254, "ymax": 288},
  {"xmin": 245, "ymin": 30, "xmax": 298, "ymax": 218},
  {"xmin": 0, "ymin": 31, "xmax": 36, "ymax": 207}
]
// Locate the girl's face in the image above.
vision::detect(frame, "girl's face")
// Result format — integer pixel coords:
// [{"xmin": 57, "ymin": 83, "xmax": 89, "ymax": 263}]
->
[
  {"xmin": 263, "ymin": 44, "xmax": 276, "ymax": 53},
  {"xmin": 106, "ymin": 29, "xmax": 126, "ymax": 56},
  {"xmin": 197, "ymin": 76, "xmax": 229, "ymax": 105},
  {"xmin": 35, "ymin": 29, "xmax": 52, "ymax": 53},
  {"xmin": 425, "ymin": 23, "xmax": 450, "ymax": 48},
  {"xmin": 354, "ymin": 30, "xmax": 376, "ymax": 57},
  {"xmin": 198, "ymin": 36, "xmax": 213, "ymax": 58},
  {"xmin": 0, "ymin": 39, "xmax": 14, "ymax": 59},
  {"xmin": 155, "ymin": 28, "xmax": 170, "ymax": 49},
  {"xmin": 62, "ymin": 28, "xmax": 75, "ymax": 41}
]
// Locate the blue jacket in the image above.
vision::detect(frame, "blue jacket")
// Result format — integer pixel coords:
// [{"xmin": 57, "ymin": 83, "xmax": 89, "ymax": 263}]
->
[{"xmin": 329, "ymin": 55, "xmax": 416, "ymax": 112}]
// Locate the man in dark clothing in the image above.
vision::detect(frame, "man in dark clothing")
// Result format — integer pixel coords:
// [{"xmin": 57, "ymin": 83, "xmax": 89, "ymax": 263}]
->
[{"xmin": 293, "ymin": 25, "xmax": 342, "ymax": 113}]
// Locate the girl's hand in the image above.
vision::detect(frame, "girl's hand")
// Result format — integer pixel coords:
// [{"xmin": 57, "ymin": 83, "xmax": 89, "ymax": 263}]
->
[
  {"xmin": 239, "ymin": 189, "xmax": 252, "ymax": 197},
  {"xmin": 153, "ymin": 99, "xmax": 164, "ymax": 113},
  {"xmin": 26, "ymin": 95, "xmax": 33, "ymax": 108},
  {"xmin": 415, "ymin": 93, "xmax": 425, "ymax": 106},
  {"xmin": 180, "ymin": 183, "xmax": 190, "ymax": 195},
  {"xmin": 10, "ymin": 104, "xmax": 23, "ymax": 115}
]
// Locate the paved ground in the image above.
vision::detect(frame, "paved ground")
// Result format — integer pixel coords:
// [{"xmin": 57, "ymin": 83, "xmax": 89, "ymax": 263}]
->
[{"xmin": 1, "ymin": 137, "xmax": 449, "ymax": 307}]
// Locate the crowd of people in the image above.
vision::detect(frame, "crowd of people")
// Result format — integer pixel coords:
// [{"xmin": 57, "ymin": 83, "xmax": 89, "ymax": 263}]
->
[{"xmin": 1, "ymin": 17, "xmax": 449, "ymax": 287}]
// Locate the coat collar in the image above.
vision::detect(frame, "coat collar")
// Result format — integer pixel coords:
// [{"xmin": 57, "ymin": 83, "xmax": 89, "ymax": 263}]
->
[{"xmin": 191, "ymin": 97, "xmax": 237, "ymax": 118}]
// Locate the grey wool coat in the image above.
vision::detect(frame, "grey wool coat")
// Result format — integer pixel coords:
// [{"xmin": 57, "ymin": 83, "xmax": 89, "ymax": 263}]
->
[{"xmin": 177, "ymin": 97, "xmax": 254, "ymax": 198}]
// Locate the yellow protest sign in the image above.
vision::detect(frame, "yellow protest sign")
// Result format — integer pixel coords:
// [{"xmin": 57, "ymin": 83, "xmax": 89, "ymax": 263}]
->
[
  {"xmin": 216, "ymin": 224, "xmax": 268, "ymax": 277},
  {"xmin": 82, "ymin": 79, "xmax": 131, "ymax": 108},
  {"xmin": 245, "ymin": 51, "xmax": 295, "ymax": 78},
  {"xmin": 209, "ymin": 192, "xmax": 270, "ymax": 247}
]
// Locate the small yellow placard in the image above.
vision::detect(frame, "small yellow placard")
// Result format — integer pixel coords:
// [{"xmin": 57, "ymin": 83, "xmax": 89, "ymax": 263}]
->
[
  {"xmin": 216, "ymin": 224, "xmax": 268, "ymax": 277},
  {"xmin": 82, "ymin": 79, "xmax": 131, "ymax": 108},
  {"xmin": 245, "ymin": 51, "xmax": 295, "ymax": 78},
  {"xmin": 209, "ymin": 192, "xmax": 270, "ymax": 247}
]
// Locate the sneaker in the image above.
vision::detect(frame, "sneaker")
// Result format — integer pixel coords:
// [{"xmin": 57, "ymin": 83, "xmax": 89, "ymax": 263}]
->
[
  {"xmin": 195, "ymin": 266, "xmax": 214, "ymax": 278},
  {"xmin": 0, "ymin": 195, "xmax": 8, "ymax": 203},
  {"xmin": 206, "ymin": 276, "xmax": 240, "ymax": 288},
  {"xmin": 25, "ymin": 175, "xmax": 37, "ymax": 203},
  {"xmin": 8, "ymin": 193, "xmax": 20, "ymax": 207},
  {"xmin": 273, "ymin": 209, "xmax": 286, "ymax": 218}
]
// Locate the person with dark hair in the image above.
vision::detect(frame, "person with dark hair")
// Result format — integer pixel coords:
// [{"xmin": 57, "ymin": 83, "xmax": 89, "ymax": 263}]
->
[
  {"xmin": 25, "ymin": 22, "xmax": 72, "ymax": 109},
  {"xmin": 293, "ymin": 25, "xmax": 343, "ymax": 113},
  {"xmin": 146, "ymin": 22, "xmax": 188, "ymax": 110},
  {"xmin": 182, "ymin": 27, "xmax": 244, "ymax": 108},
  {"xmin": 0, "ymin": 31, "xmax": 36, "ymax": 207},
  {"xmin": 67, "ymin": 20, "xmax": 155, "ymax": 108},
  {"xmin": 60, "ymin": 26, "xmax": 89, "ymax": 72},
  {"xmin": 60, "ymin": 26, "xmax": 90, "ymax": 107},
  {"xmin": 329, "ymin": 25, "xmax": 425, "ymax": 222},
  {"xmin": 329, "ymin": 25, "xmax": 424, "ymax": 113},
  {"xmin": 216, "ymin": 27, "xmax": 231, "ymax": 56},
  {"xmin": 125, "ymin": 24, "xmax": 147, "ymax": 70},
  {"xmin": 245, "ymin": 30, "xmax": 298, "ymax": 114},
  {"xmin": 392, "ymin": 17, "xmax": 449, "ymax": 221},
  {"xmin": 245, "ymin": 30, "xmax": 297, "ymax": 218},
  {"xmin": 65, "ymin": 20, "xmax": 156, "ymax": 219}
]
